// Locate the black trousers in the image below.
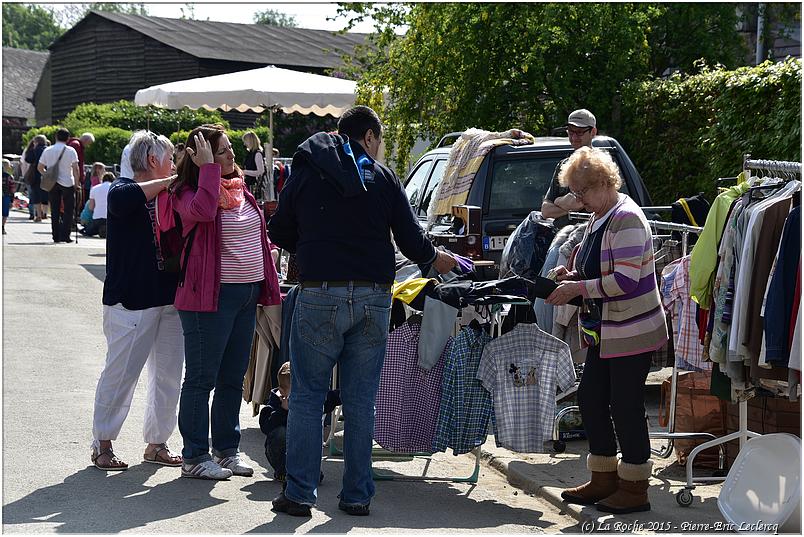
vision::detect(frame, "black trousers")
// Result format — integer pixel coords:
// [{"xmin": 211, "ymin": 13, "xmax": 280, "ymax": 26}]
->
[
  {"xmin": 48, "ymin": 184, "xmax": 75, "ymax": 242},
  {"xmin": 265, "ymin": 425, "xmax": 287, "ymax": 478},
  {"xmin": 577, "ymin": 345, "xmax": 653, "ymax": 464}
]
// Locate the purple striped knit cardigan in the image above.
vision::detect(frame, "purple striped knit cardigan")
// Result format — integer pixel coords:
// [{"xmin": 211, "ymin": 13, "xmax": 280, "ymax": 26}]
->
[{"xmin": 575, "ymin": 195, "xmax": 669, "ymax": 358}]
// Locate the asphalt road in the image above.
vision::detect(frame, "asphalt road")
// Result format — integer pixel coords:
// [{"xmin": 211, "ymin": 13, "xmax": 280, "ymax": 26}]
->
[{"xmin": 2, "ymin": 211, "xmax": 580, "ymax": 534}]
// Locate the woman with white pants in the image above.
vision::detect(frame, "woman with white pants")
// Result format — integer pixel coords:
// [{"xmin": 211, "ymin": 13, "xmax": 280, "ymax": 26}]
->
[{"xmin": 90, "ymin": 130, "xmax": 185, "ymax": 470}]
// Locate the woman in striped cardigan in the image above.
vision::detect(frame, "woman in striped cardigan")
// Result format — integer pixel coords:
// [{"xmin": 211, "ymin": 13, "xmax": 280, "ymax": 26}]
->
[{"xmin": 546, "ymin": 146, "xmax": 668, "ymax": 515}]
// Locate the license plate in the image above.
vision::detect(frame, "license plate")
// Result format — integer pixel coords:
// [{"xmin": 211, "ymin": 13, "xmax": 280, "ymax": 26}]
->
[{"xmin": 483, "ymin": 235, "xmax": 509, "ymax": 251}]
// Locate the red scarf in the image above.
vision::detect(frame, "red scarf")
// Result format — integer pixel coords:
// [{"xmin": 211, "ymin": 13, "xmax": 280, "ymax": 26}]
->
[{"xmin": 219, "ymin": 176, "xmax": 245, "ymax": 209}]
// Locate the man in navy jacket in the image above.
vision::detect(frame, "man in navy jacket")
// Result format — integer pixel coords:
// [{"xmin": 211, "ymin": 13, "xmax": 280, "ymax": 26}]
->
[{"xmin": 269, "ymin": 106, "xmax": 455, "ymax": 517}]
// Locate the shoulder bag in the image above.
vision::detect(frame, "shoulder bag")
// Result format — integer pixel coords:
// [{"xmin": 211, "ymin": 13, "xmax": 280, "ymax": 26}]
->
[{"xmin": 40, "ymin": 146, "xmax": 67, "ymax": 192}]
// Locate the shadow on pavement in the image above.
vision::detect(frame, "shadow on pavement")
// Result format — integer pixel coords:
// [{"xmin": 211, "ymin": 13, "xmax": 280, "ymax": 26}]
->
[
  {"xmin": 3, "ymin": 465, "xmax": 225, "ymax": 533},
  {"xmin": 238, "ymin": 428, "xmax": 556, "ymax": 533},
  {"xmin": 79, "ymin": 264, "xmax": 106, "ymax": 282},
  {"xmin": 245, "ymin": 477, "xmax": 554, "ymax": 534}
]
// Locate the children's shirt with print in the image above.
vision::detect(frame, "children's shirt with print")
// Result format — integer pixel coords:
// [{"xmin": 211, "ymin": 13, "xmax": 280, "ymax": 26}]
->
[
  {"xmin": 432, "ymin": 324, "xmax": 493, "ymax": 455},
  {"xmin": 374, "ymin": 319, "xmax": 452, "ymax": 453},
  {"xmin": 663, "ymin": 255, "xmax": 710, "ymax": 371},
  {"xmin": 476, "ymin": 323, "xmax": 575, "ymax": 453}
]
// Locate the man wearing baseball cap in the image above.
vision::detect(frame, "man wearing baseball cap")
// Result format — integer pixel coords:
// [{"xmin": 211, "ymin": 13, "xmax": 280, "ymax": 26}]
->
[{"xmin": 541, "ymin": 109, "xmax": 598, "ymax": 228}]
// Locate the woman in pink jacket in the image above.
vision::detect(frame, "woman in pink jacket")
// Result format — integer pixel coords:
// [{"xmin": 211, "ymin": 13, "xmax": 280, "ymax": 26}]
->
[{"xmin": 170, "ymin": 124, "xmax": 281, "ymax": 480}]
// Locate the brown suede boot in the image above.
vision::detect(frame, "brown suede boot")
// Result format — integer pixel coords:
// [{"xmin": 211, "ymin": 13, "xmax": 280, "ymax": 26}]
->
[
  {"xmin": 561, "ymin": 454, "xmax": 619, "ymax": 505},
  {"xmin": 596, "ymin": 460, "xmax": 653, "ymax": 514}
]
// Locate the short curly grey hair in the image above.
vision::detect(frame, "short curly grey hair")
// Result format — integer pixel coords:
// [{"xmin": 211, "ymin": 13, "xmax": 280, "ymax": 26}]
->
[
  {"xmin": 128, "ymin": 130, "xmax": 173, "ymax": 174},
  {"xmin": 558, "ymin": 146, "xmax": 622, "ymax": 190}
]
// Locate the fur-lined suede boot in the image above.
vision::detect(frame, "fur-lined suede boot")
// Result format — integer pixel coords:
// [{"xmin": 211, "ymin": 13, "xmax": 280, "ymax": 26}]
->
[
  {"xmin": 596, "ymin": 460, "xmax": 653, "ymax": 514},
  {"xmin": 561, "ymin": 454, "xmax": 619, "ymax": 505}
]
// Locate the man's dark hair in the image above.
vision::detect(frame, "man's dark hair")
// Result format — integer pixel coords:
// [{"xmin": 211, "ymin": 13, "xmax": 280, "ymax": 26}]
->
[
  {"xmin": 102, "ymin": 171, "xmax": 115, "ymax": 183},
  {"xmin": 337, "ymin": 105, "xmax": 382, "ymax": 141},
  {"xmin": 55, "ymin": 128, "xmax": 70, "ymax": 142}
]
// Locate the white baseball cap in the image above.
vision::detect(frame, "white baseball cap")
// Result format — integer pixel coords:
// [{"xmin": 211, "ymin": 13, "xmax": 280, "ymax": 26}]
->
[{"xmin": 566, "ymin": 109, "xmax": 596, "ymax": 128}]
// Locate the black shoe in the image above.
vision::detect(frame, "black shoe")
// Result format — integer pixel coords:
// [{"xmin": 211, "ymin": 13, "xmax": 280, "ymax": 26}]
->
[
  {"xmin": 338, "ymin": 500, "xmax": 370, "ymax": 516},
  {"xmin": 272, "ymin": 492, "xmax": 312, "ymax": 517},
  {"xmin": 63, "ymin": 238, "xmax": 74, "ymax": 243}
]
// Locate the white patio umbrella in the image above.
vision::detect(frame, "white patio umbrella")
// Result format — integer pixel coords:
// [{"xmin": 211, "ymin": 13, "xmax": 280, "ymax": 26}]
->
[{"xmin": 134, "ymin": 65, "xmax": 357, "ymax": 199}]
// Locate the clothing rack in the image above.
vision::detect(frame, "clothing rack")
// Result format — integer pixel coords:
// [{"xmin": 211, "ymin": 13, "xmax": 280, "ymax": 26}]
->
[
  {"xmin": 326, "ymin": 300, "xmax": 531, "ymax": 484},
  {"xmin": 675, "ymin": 155, "xmax": 802, "ymax": 507},
  {"xmin": 640, "ymin": 221, "xmax": 726, "ymax": 473}
]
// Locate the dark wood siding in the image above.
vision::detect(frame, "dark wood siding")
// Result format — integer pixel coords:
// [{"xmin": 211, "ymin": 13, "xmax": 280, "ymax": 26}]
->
[
  {"xmin": 48, "ymin": 13, "xmax": 327, "ymax": 127},
  {"xmin": 50, "ymin": 14, "xmax": 207, "ymax": 121},
  {"xmin": 51, "ymin": 21, "xmax": 97, "ymax": 120}
]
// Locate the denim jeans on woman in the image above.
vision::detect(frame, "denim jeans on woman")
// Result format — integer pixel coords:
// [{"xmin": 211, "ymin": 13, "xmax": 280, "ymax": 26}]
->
[
  {"xmin": 284, "ymin": 283, "xmax": 391, "ymax": 507},
  {"xmin": 178, "ymin": 282, "xmax": 261, "ymax": 464}
]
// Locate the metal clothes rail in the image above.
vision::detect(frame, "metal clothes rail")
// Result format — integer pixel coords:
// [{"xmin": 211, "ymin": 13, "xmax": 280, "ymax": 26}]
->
[{"xmin": 675, "ymin": 155, "xmax": 802, "ymax": 506}]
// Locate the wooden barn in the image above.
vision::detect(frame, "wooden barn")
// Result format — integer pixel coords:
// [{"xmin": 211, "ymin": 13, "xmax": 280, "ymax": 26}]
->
[{"xmin": 38, "ymin": 10, "xmax": 368, "ymax": 127}]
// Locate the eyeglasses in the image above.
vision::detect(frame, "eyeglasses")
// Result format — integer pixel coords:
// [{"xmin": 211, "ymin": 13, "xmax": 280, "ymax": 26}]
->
[
  {"xmin": 567, "ymin": 127, "xmax": 592, "ymax": 137},
  {"xmin": 570, "ymin": 187, "xmax": 589, "ymax": 200}
]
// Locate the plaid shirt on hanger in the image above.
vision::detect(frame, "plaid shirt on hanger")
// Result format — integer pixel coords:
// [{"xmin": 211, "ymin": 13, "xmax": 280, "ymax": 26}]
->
[
  {"xmin": 432, "ymin": 324, "xmax": 494, "ymax": 455},
  {"xmin": 664, "ymin": 256, "xmax": 711, "ymax": 371},
  {"xmin": 374, "ymin": 320, "xmax": 453, "ymax": 453},
  {"xmin": 476, "ymin": 323, "xmax": 575, "ymax": 453}
]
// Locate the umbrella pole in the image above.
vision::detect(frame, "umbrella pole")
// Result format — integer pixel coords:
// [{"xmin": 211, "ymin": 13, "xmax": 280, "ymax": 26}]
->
[{"xmin": 265, "ymin": 107, "xmax": 275, "ymax": 202}]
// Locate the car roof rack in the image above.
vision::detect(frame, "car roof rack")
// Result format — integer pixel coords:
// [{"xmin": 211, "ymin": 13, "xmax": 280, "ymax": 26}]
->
[{"xmin": 436, "ymin": 132, "xmax": 465, "ymax": 148}]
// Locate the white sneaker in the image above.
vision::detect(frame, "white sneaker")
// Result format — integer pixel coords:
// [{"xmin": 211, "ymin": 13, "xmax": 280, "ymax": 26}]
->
[
  {"xmin": 181, "ymin": 460, "xmax": 233, "ymax": 480},
  {"xmin": 213, "ymin": 454, "xmax": 254, "ymax": 477}
]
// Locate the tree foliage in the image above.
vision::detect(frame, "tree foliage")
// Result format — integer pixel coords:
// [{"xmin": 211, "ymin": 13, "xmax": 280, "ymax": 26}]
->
[
  {"xmin": 337, "ymin": 2, "xmax": 787, "ymax": 174},
  {"xmin": 644, "ymin": 3, "xmax": 745, "ymax": 76},
  {"xmin": 2, "ymin": 3, "xmax": 64, "ymax": 50},
  {"xmin": 254, "ymin": 8, "xmax": 298, "ymax": 27},
  {"xmin": 47, "ymin": 3, "xmax": 149, "ymax": 28}
]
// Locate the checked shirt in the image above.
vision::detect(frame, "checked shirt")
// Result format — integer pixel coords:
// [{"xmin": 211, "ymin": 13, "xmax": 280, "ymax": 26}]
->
[
  {"xmin": 432, "ymin": 324, "xmax": 494, "ymax": 455},
  {"xmin": 477, "ymin": 323, "xmax": 575, "ymax": 453},
  {"xmin": 374, "ymin": 319, "xmax": 453, "ymax": 453}
]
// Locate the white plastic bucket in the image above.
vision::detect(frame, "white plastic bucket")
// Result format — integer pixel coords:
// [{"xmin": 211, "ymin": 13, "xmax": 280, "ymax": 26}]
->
[{"xmin": 718, "ymin": 433, "xmax": 801, "ymax": 533}]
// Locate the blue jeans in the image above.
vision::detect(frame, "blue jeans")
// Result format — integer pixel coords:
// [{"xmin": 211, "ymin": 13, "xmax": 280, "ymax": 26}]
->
[
  {"xmin": 284, "ymin": 283, "xmax": 391, "ymax": 507},
  {"xmin": 178, "ymin": 282, "xmax": 260, "ymax": 463}
]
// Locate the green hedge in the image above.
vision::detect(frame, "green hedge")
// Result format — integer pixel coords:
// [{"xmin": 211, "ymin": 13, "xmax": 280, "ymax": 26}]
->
[
  {"xmin": 63, "ymin": 100, "xmax": 228, "ymax": 137},
  {"xmin": 170, "ymin": 127, "xmax": 272, "ymax": 167},
  {"xmin": 619, "ymin": 58, "xmax": 801, "ymax": 203},
  {"xmin": 84, "ymin": 127, "xmax": 134, "ymax": 166}
]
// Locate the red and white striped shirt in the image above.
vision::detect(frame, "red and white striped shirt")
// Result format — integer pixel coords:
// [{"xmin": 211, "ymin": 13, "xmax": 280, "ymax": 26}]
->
[{"xmin": 220, "ymin": 200, "xmax": 265, "ymax": 283}]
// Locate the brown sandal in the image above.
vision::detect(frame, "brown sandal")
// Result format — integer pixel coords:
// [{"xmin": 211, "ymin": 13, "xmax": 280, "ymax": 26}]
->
[
  {"xmin": 92, "ymin": 447, "xmax": 128, "ymax": 471},
  {"xmin": 143, "ymin": 443, "xmax": 182, "ymax": 467}
]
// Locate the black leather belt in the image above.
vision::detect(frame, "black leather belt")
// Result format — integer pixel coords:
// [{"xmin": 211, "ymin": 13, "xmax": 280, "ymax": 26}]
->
[{"xmin": 301, "ymin": 280, "xmax": 391, "ymax": 290}]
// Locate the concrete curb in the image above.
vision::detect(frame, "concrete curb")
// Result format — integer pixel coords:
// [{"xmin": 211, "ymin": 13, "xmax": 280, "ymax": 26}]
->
[{"xmin": 479, "ymin": 448, "xmax": 595, "ymax": 525}]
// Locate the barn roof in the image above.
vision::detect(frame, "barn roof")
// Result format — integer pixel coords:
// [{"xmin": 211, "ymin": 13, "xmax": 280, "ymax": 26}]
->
[
  {"xmin": 2, "ymin": 47, "xmax": 49, "ymax": 119},
  {"xmin": 52, "ymin": 11, "xmax": 368, "ymax": 71}
]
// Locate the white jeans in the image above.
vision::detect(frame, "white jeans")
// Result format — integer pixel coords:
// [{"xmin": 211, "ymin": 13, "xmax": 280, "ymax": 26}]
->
[{"xmin": 93, "ymin": 304, "xmax": 184, "ymax": 444}]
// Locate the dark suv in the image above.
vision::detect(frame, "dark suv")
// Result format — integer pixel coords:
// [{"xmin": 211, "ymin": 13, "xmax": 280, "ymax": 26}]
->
[{"xmin": 403, "ymin": 134, "xmax": 653, "ymax": 279}]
